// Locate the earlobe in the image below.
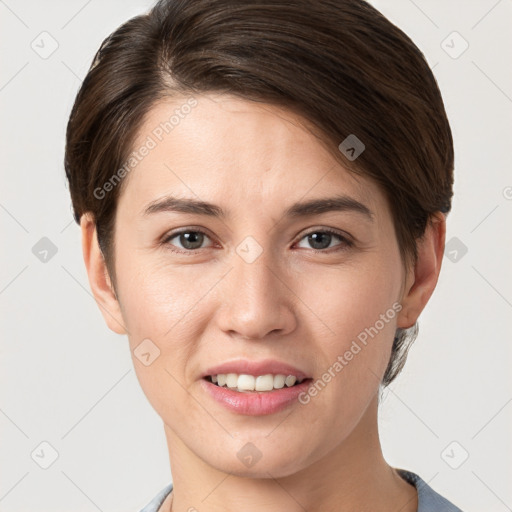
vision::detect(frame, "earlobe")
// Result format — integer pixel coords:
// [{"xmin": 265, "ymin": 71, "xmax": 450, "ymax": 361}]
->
[
  {"xmin": 397, "ymin": 212, "xmax": 446, "ymax": 329},
  {"xmin": 80, "ymin": 213, "xmax": 127, "ymax": 335}
]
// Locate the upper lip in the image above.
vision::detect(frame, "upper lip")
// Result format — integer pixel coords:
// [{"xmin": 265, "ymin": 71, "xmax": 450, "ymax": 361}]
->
[{"xmin": 201, "ymin": 359, "xmax": 311, "ymax": 380}]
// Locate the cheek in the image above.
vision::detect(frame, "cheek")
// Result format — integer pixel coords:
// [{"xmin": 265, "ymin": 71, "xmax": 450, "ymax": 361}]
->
[
  {"xmin": 291, "ymin": 259, "xmax": 402, "ymax": 424},
  {"xmin": 292, "ymin": 255, "xmax": 404, "ymax": 418},
  {"xmin": 298, "ymin": 256, "xmax": 402, "ymax": 345},
  {"xmin": 115, "ymin": 249, "xmax": 214, "ymax": 337},
  {"xmin": 116, "ymin": 257, "xmax": 214, "ymax": 414},
  {"xmin": 114, "ymin": 253, "xmax": 229, "ymax": 407}
]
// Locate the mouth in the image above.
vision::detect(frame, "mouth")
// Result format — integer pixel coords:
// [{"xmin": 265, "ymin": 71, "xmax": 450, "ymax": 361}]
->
[
  {"xmin": 199, "ymin": 360, "xmax": 313, "ymax": 414},
  {"xmin": 200, "ymin": 373, "xmax": 313, "ymax": 415},
  {"xmin": 203, "ymin": 373, "xmax": 312, "ymax": 393}
]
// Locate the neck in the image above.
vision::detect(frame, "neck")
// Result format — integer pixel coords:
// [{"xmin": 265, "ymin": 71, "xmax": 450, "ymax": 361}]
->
[{"xmin": 163, "ymin": 394, "xmax": 417, "ymax": 512}]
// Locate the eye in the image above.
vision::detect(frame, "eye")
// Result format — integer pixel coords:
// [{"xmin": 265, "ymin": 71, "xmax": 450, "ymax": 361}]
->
[
  {"xmin": 295, "ymin": 228, "xmax": 353, "ymax": 252},
  {"xmin": 162, "ymin": 227, "xmax": 353, "ymax": 254},
  {"xmin": 162, "ymin": 229, "xmax": 213, "ymax": 252}
]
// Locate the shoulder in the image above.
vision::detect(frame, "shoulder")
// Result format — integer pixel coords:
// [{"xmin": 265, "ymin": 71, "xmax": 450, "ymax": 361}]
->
[
  {"xmin": 138, "ymin": 481, "xmax": 174, "ymax": 512},
  {"xmin": 397, "ymin": 468, "xmax": 464, "ymax": 512}
]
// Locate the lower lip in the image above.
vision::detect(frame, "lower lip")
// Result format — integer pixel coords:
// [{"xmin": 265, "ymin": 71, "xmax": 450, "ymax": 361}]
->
[{"xmin": 200, "ymin": 378, "xmax": 312, "ymax": 416}]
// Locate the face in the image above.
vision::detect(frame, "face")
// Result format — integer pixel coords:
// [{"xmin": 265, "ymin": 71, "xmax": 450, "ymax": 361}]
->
[{"xmin": 95, "ymin": 94, "xmax": 415, "ymax": 477}]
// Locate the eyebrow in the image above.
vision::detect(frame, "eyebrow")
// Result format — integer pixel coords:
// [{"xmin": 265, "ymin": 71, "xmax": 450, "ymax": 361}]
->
[{"xmin": 142, "ymin": 194, "xmax": 373, "ymax": 221}]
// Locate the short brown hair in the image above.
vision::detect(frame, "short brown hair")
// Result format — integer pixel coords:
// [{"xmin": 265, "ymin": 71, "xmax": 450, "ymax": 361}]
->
[{"xmin": 64, "ymin": 0, "xmax": 454, "ymax": 387}]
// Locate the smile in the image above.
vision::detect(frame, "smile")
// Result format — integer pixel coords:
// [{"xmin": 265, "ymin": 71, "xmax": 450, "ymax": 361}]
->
[{"xmin": 206, "ymin": 373, "xmax": 306, "ymax": 393}]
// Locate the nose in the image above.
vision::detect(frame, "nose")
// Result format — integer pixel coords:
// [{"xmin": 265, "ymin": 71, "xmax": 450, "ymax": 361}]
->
[{"xmin": 215, "ymin": 247, "xmax": 297, "ymax": 341}]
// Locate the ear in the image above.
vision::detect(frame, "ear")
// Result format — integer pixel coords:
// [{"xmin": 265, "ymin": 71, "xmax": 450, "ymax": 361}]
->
[
  {"xmin": 397, "ymin": 212, "xmax": 446, "ymax": 329},
  {"xmin": 80, "ymin": 213, "xmax": 127, "ymax": 335}
]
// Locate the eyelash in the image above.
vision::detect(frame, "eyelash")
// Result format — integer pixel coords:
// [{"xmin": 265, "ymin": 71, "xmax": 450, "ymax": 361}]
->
[{"xmin": 161, "ymin": 227, "xmax": 353, "ymax": 255}]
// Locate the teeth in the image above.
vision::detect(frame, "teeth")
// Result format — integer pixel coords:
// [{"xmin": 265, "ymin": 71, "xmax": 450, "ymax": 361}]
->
[
  {"xmin": 285, "ymin": 375, "xmax": 297, "ymax": 387},
  {"xmin": 208, "ymin": 373, "xmax": 304, "ymax": 392},
  {"xmin": 238, "ymin": 374, "xmax": 256, "ymax": 391},
  {"xmin": 255, "ymin": 375, "xmax": 274, "ymax": 391},
  {"xmin": 273, "ymin": 374, "xmax": 285, "ymax": 389},
  {"xmin": 226, "ymin": 373, "xmax": 238, "ymax": 388}
]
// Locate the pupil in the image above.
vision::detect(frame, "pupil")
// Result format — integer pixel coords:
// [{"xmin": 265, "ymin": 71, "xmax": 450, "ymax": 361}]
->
[
  {"xmin": 309, "ymin": 232, "xmax": 331, "ymax": 250},
  {"xmin": 181, "ymin": 232, "xmax": 203, "ymax": 250}
]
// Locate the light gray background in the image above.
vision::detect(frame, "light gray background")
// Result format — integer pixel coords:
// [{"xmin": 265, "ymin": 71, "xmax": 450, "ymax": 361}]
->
[{"xmin": 1, "ymin": 1, "xmax": 511, "ymax": 511}]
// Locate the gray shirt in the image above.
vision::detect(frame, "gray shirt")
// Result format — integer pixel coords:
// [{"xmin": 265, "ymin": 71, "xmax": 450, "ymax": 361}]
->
[{"xmin": 139, "ymin": 468, "xmax": 464, "ymax": 512}]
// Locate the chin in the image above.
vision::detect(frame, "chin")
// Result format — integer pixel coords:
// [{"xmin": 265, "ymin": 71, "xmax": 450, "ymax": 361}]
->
[{"xmin": 203, "ymin": 438, "xmax": 312, "ymax": 479}]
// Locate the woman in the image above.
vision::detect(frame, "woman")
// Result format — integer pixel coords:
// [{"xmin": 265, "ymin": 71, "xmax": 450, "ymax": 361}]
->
[{"xmin": 64, "ymin": 0, "xmax": 463, "ymax": 510}]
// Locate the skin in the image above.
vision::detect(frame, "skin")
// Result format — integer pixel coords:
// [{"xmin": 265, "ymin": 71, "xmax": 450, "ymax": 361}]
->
[{"xmin": 81, "ymin": 94, "xmax": 445, "ymax": 512}]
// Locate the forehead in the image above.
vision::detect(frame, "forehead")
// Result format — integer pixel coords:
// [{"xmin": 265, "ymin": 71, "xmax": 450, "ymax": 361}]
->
[{"xmin": 118, "ymin": 94, "xmax": 383, "ymax": 218}]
